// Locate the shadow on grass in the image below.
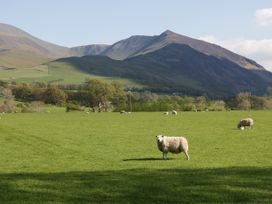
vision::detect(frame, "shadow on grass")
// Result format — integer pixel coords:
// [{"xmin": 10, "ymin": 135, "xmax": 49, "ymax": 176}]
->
[
  {"xmin": 0, "ymin": 167, "xmax": 271, "ymax": 203},
  {"xmin": 123, "ymin": 157, "xmax": 174, "ymax": 161}
]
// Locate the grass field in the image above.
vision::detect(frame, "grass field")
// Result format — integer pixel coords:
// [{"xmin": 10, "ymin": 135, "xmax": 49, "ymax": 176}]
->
[
  {"xmin": 0, "ymin": 110, "xmax": 271, "ymax": 203},
  {"xmin": 0, "ymin": 62, "xmax": 143, "ymax": 89}
]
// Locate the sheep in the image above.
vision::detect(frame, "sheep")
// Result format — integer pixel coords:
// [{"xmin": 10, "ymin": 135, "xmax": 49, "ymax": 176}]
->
[
  {"xmin": 163, "ymin": 111, "xmax": 169, "ymax": 115},
  {"xmin": 237, "ymin": 118, "xmax": 254, "ymax": 130},
  {"xmin": 156, "ymin": 135, "xmax": 190, "ymax": 160},
  {"xmin": 120, "ymin": 110, "xmax": 126, "ymax": 114},
  {"xmin": 172, "ymin": 110, "xmax": 177, "ymax": 115}
]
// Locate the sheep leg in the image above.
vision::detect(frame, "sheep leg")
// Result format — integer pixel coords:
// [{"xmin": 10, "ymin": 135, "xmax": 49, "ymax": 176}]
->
[
  {"xmin": 184, "ymin": 151, "xmax": 190, "ymax": 160},
  {"xmin": 163, "ymin": 152, "xmax": 167, "ymax": 160}
]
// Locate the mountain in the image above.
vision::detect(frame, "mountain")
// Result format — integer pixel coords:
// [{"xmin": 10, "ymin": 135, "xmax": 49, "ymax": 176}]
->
[
  {"xmin": 51, "ymin": 43, "xmax": 272, "ymax": 97},
  {"xmin": 0, "ymin": 23, "xmax": 264, "ymax": 71},
  {"xmin": 1, "ymin": 24, "xmax": 271, "ymax": 97},
  {"xmin": 0, "ymin": 23, "xmax": 72, "ymax": 68},
  {"xmin": 70, "ymin": 44, "xmax": 110, "ymax": 57},
  {"xmin": 100, "ymin": 35, "xmax": 155, "ymax": 60},
  {"xmin": 96, "ymin": 30, "xmax": 263, "ymax": 71}
]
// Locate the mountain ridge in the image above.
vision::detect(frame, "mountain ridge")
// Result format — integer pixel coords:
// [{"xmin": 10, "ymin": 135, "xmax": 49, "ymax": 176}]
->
[
  {"xmin": 1, "ymin": 23, "xmax": 272, "ymax": 97},
  {"xmin": 0, "ymin": 23, "xmax": 266, "ymax": 71},
  {"xmin": 51, "ymin": 43, "xmax": 272, "ymax": 97}
]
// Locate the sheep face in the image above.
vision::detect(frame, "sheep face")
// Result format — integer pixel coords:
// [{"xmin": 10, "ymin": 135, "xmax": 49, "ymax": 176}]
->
[{"xmin": 156, "ymin": 135, "xmax": 164, "ymax": 143}]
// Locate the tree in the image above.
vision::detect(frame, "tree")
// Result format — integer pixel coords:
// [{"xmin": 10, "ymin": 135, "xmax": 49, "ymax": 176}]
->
[
  {"xmin": 42, "ymin": 86, "xmax": 67, "ymax": 105},
  {"xmin": 209, "ymin": 100, "xmax": 226, "ymax": 111},
  {"xmin": 195, "ymin": 96, "xmax": 206, "ymax": 111},
  {"xmin": 179, "ymin": 96, "xmax": 195, "ymax": 111},
  {"xmin": 12, "ymin": 84, "xmax": 34, "ymax": 102},
  {"xmin": 236, "ymin": 92, "xmax": 251, "ymax": 110},
  {"xmin": 0, "ymin": 87, "xmax": 14, "ymax": 100},
  {"xmin": 266, "ymin": 87, "xmax": 272, "ymax": 98},
  {"xmin": 85, "ymin": 79, "xmax": 114, "ymax": 111},
  {"xmin": 111, "ymin": 82, "xmax": 127, "ymax": 105},
  {"xmin": 250, "ymin": 95, "xmax": 266, "ymax": 110}
]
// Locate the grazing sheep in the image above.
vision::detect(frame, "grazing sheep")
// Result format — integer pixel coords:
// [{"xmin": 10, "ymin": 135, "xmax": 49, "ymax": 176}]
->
[
  {"xmin": 120, "ymin": 110, "xmax": 126, "ymax": 114},
  {"xmin": 172, "ymin": 110, "xmax": 177, "ymax": 115},
  {"xmin": 237, "ymin": 118, "xmax": 254, "ymax": 129},
  {"xmin": 163, "ymin": 111, "xmax": 169, "ymax": 115},
  {"xmin": 156, "ymin": 135, "xmax": 190, "ymax": 160}
]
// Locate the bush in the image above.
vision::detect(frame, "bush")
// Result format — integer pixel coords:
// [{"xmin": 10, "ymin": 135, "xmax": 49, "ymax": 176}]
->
[
  {"xmin": 21, "ymin": 101, "xmax": 45, "ymax": 113},
  {"xmin": 12, "ymin": 84, "xmax": 34, "ymax": 102},
  {"xmin": 43, "ymin": 86, "xmax": 67, "ymax": 105},
  {"xmin": 208, "ymin": 100, "xmax": 226, "ymax": 111},
  {"xmin": 0, "ymin": 100, "xmax": 17, "ymax": 113},
  {"xmin": 66, "ymin": 102, "xmax": 83, "ymax": 112}
]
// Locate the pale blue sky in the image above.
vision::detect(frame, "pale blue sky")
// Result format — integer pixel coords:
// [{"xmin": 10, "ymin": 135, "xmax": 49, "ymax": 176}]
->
[
  {"xmin": 1, "ymin": 0, "xmax": 271, "ymax": 46},
  {"xmin": 1, "ymin": 0, "xmax": 272, "ymax": 70}
]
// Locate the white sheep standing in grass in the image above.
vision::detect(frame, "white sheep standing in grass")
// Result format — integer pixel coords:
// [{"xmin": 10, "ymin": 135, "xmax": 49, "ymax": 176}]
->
[
  {"xmin": 163, "ymin": 111, "xmax": 169, "ymax": 115},
  {"xmin": 156, "ymin": 135, "xmax": 190, "ymax": 160},
  {"xmin": 237, "ymin": 118, "xmax": 254, "ymax": 130},
  {"xmin": 172, "ymin": 110, "xmax": 177, "ymax": 115}
]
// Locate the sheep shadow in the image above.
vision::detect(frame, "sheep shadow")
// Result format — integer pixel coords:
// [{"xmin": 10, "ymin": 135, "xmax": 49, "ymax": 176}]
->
[{"xmin": 123, "ymin": 157, "xmax": 174, "ymax": 161}]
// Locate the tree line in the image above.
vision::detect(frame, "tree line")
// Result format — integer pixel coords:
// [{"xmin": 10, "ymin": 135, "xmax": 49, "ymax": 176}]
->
[{"xmin": 0, "ymin": 79, "xmax": 272, "ymax": 113}]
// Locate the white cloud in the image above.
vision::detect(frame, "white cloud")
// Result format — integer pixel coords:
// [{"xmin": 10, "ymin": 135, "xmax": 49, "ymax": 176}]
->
[
  {"xmin": 199, "ymin": 36, "xmax": 272, "ymax": 71},
  {"xmin": 255, "ymin": 8, "xmax": 272, "ymax": 26}
]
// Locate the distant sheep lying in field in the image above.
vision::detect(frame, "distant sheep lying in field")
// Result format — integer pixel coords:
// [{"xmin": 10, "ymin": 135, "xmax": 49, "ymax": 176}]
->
[
  {"xmin": 172, "ymin": 110, "xmax": 177, "ymax": 115},
  {"xmin": 163, "ymin": 112, "xmax": 169, "ymax": 115},
  {"xmin": 156, "ymin": 135, "xmax": 190, "ymax": 160},
  {"xmin": 237, "ymin": 118, "xmax": 254, "ymax": 130}
]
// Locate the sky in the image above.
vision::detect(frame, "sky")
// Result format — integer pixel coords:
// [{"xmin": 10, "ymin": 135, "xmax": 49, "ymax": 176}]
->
[{"xmin": 1, "ymin": 0, "xmax": 272, "ymax": 70}]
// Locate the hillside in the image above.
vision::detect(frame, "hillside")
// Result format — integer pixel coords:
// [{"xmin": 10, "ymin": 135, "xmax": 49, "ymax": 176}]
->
[
  {"xmin": 50, "ymin": 43, "xmax": 272, "ymax": 97},
  {"xmin": 70, "ymin": 44, "xmax": 110, "ymax": 57},
  {"xmin": 1, "ymin": 23, "xmax": 272, "ymax": 97},
  {"xmin": 95, "ymin": 30, "xmax": 264, "ymax": 71},
  {"xmin": 100, "ymin": 35, "xmax": 155, "ymax": 60},
  {"xmin": 0, "ymin": 23, "xmax": 72, "ymax": 68}
]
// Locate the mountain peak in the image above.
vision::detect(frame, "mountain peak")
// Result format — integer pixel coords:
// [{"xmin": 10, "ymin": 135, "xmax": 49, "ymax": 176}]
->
[{"xmin": 160, "ymin": 30, "xmax": 178, "ymax": 36}]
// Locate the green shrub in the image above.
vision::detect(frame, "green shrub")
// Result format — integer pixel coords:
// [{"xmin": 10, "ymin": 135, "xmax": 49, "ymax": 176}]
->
[
  {"xmin": 21, "ymin": 101, "xmax": 45, "ymax": 113},
  {"xmin": 66, "ymin": 102, "xmax": 83, "ymax": 112}
]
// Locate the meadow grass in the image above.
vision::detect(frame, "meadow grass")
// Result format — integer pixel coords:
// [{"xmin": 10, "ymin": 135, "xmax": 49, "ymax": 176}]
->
[{"xmin": 0, "ymin": 110, "xmax": 271, "ymax": 203}]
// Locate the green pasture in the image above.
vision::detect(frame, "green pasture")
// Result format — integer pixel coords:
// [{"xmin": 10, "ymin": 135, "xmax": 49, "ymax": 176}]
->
[
  {"xmin": 0, "ymin": 62, "xmax": 142, "ymax": 88},
  {"xmin": 0, "ymin": 110, "xmax": 271, "ymax": 203}
]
